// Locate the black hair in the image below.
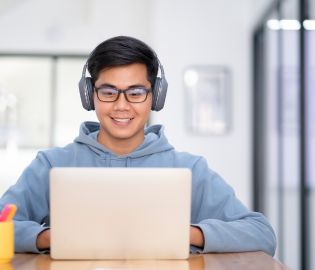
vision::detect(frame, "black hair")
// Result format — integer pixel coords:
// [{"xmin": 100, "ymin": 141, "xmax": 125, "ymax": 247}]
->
[{"xmin": 87, "ymin": 36, "xmax": 159, "ymax": 88}]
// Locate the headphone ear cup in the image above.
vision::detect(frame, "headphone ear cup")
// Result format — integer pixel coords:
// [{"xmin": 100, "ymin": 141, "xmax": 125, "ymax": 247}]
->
[
  {"xmin": 152, "ymin": 76, "xmax": 168, "ymax": 111},
  {"xmin": 79, "ymin": 76, "xmax": 95, "ymax": 111}
]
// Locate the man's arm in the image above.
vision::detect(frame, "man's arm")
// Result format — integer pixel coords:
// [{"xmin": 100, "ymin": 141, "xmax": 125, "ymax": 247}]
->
[
  {"xmin": 190, "ymin": 157, "xmax": 277, "ymax": 256},
  {"xmin": 0, "ymin": 152, "xmax": 51, "ymax": 253}
]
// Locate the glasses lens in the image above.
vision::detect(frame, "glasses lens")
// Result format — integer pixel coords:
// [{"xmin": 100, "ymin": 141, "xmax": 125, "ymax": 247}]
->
[
  {"xmin": 97, "ymin": 88, "xmax": 118, "ymax": 102},
  {"xmin": 126, "ymin": 88, "xmax": 148, "ymax": 102}
]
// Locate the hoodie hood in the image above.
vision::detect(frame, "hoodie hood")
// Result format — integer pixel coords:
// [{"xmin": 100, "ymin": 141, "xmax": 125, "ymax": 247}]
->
[{"xmin": 74, "ymin": 121, "xmax": 174, "ymax": 158}]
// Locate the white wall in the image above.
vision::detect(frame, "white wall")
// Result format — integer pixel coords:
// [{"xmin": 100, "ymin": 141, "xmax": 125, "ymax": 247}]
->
[
  {"xmin": 0, "ymin": 0, "xmax": 273, "ymax": 207},
  {"xmin": 0, "ymin": 0, "xmax": 151, "ymax": 53}
]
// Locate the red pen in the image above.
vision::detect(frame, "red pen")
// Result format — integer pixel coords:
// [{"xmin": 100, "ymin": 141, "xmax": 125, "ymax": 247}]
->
[{"xmin": 0, "ymin": 204, "xmax": 17, "ymax": 222}]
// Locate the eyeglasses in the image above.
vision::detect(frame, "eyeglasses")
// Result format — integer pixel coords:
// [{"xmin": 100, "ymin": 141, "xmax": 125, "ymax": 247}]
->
[{"xmin": 94, "ymin": 86, "xmax": 152, "ymax": 103}]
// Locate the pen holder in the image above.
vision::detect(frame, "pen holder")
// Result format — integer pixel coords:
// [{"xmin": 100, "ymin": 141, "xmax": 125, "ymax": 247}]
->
[{"xmin": 0, "ymin": 221, "xmax": 14, "ymax": 263}]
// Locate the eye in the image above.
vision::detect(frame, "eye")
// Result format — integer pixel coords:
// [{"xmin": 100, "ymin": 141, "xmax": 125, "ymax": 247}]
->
[
  {"xmin": 98, "ymin": 88, "xmax": 118, "ymax": 96},
  {"xmin": 127, "ymin": 88, "xmax": 146, "ymax": 96}
]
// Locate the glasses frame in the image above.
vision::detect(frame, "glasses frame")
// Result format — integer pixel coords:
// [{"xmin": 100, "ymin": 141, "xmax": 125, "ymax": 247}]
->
[{"xmin": 94, "ymin": 87, "xmax": 152, "ymax": 103}]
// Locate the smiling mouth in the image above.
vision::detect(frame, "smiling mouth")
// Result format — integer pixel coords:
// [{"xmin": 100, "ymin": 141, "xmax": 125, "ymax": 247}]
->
[{"xmin": 111, "ymin": 117, "xmax": 134, "ymax": 123}]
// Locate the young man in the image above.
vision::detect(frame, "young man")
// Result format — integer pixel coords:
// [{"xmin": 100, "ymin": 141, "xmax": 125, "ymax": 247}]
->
[{"xmin": 0, "ymin": 36, "xmax": 276, "ymax": 255}]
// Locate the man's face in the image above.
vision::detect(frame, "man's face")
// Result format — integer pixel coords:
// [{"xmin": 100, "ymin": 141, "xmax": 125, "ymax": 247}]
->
[{"xmin": 93, "ymin": 63, "xmax": 152, "ymax": 151}]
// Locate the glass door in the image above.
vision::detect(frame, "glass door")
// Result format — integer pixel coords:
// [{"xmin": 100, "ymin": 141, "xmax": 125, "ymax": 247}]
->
[
  {"xmin": 305, "ymin": 26, "xmax": 315, "ymax": 270},
  {"xmin": 253, "ymin": 1, "xmax": 314, "ymax": 269}
]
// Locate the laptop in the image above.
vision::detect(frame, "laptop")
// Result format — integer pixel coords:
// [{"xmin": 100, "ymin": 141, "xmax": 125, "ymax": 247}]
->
[{"xmin": 50, "ymin": 167, "xmax": 192, "ymax": 260}]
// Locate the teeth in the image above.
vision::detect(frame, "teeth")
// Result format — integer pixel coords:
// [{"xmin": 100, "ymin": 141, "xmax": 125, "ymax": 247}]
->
[{"xmin": 113, "ymin": 118, "xmax": 131, "ymax": 123}]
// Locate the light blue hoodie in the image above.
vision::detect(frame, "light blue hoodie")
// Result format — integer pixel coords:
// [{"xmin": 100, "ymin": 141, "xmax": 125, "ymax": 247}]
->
[{"xmin": 0, "ymin": 121, "xmax": 276, "ymax": 255}]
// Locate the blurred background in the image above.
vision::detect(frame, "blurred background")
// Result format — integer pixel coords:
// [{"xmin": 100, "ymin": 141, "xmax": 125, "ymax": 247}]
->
[{"xmin": 0, "ymin": 0, "xmax": 314, "ymax": 269}]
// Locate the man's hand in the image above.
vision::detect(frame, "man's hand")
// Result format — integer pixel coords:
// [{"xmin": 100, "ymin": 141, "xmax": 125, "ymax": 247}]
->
[
  {"xmin": 190, "ymin": 226, "xmax": 204, "ymax": 248},
  {"xmin": 36, "ymin": 229, "xmax": 50, "ymax": 250}
]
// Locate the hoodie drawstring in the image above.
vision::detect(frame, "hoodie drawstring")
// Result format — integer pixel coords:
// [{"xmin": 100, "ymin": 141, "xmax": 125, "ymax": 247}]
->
[
  {"xmin": 105, "ymin": 157, "xmax": 110, "ymax": 167},
  {"xmin": 126, "ymin": 157, "xmax": 131, "ymax": 167}
]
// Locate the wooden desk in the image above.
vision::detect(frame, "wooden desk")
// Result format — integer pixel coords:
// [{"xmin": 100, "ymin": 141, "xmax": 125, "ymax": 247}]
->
[{"xmin": 4, "ymin": 252, "xmax": 290, "ymax": 270}]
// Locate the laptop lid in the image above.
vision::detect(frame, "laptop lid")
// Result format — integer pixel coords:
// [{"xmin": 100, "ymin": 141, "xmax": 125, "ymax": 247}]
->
[{"xmin": 50, "ymin": 167, "xmax": 191, "ymax": 260}]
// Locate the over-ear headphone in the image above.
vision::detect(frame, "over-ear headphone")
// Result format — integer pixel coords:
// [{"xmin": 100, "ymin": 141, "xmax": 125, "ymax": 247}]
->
[{"xmin": 78, "ymin": 59, "xmax": 168, "ymax": 112}]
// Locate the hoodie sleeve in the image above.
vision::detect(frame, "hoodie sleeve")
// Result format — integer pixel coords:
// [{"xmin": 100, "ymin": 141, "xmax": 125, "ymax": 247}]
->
[
  {"xmin": 190, "ymin": 157, "xmax": 277, "ymax": 256},
  {"xmin": 0, "ymin": 152, "xmax": 51, "ymax": 253}
]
